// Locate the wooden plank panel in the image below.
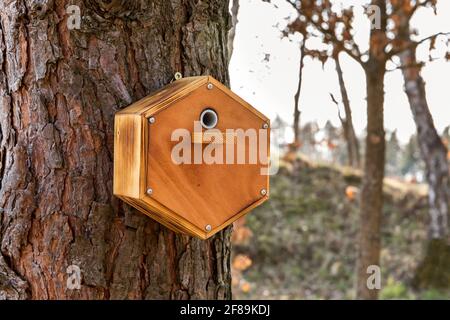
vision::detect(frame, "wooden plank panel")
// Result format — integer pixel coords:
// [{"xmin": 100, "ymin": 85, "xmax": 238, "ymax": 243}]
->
[
  {"xmin": 145, "ymin": 80, "xmax": 270, "ymax": 234},
  {"xmin": 113, "ymin": 114, "xmax": 142, "ymax": 198}
]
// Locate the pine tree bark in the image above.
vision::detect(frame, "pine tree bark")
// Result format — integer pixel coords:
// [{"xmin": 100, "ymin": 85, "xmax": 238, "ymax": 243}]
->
[
  {"xmin": 356, "ymin": 0, "xmax": 387, "ymax": 300},
  {"xmin": 228, "ymin": 0, "xmax": 240, "ymax": 62},
  {"xmin": 0, "ymin": 0, "xmax": 232, "ymax": 300},
  {"xmin": 335, "ymin": 55, "xmax": 360, "ymax": 168},
  {"xmin": 398, "ymin": 19, "xmax": 450, "ymax": 290}
]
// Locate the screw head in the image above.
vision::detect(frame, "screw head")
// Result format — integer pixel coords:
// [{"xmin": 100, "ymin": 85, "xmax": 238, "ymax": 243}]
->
[
  {"xmin": 260, "ymin": 189, "xmax": 267, "ymax": 196},
  {"xmin": 146, "ymin": 188, "xmax": 153, "ymax": 195},
  {"xmin": 149, "ymin": 117, "xmax": 155, "ymax": 124},
  {"xmin": 207, "ymin": 83, "xmax": 214, "ymax": 90},
  {"xmin": 174, "ymin": 72, "xmax": 183, "ymax": 80},
  {"xmin": 205, "ymin": 224, "xmax": 212, "ymax": 232},
  {"xmin": 262, "ymin": 123, "xmax": 269, "ymax": 129}
]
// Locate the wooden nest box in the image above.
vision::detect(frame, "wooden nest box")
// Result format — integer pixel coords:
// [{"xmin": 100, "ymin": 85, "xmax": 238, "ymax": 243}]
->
[{"xmin": 113, "ymin": 76, "xmax": 270, "ymax": 239}]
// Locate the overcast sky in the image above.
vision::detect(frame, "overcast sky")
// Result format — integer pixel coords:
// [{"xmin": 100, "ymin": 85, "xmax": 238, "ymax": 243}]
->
[{"xmin": 229, "ymin": 0, "xmax": 450, "ymax": 143}]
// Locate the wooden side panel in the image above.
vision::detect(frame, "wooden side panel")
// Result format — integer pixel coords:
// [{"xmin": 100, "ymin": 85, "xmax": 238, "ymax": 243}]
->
[{"xmin": 113, "ymin": 114, "xmax": 142, "ymax": 198}]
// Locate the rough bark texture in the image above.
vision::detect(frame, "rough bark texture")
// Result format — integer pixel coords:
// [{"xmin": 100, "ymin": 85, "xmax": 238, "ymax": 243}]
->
[
  {"xmin": 0, "ymin": 0, "xmax": 232, "ymax": 300},
  {"xmin": 398, "ymin": 18, "xmax": 450, "ymax": 289},
  {"xmin": 356, "ymin": 0, "xmax": 387, "ymax": 300},
  {"xmin": 334, "ymin": 54, "xmax": 360, "ymax": 168},
  {"xmin": 227, "ymin": 0, "xmax": 239, "ymax": 62}
]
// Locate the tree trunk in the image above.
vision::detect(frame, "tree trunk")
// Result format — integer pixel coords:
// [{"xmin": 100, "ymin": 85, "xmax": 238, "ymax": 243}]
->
[
  {"xmin": 291, "ymin": 39, "xmax": 306, "ymax": 153},
  {"xmin": 356, "ymin": 0, "xmax": 387, "ymax": 299},
  {"xmin": 228, "ymin": 0, "xmax": 240, "ymax": 61},
  {"xmin": 335, "ymin": 55, "xmax": 360, "ymax": 168},
  {"xmin": 356, "ymin": 64, "xmax": 386, "ymax": 300},
  {"xmin": 398, "ymin": 22, "xmax": 450, "ymax": 290},
  {"xmin": 0, "ymin": 0, "xmax": 232, "ymax": 300}
]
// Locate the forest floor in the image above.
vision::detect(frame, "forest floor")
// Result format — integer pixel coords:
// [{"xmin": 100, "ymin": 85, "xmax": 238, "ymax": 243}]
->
[{"xmin": 232, "ymin": 155, "xmax": 450, "ymax": 300}]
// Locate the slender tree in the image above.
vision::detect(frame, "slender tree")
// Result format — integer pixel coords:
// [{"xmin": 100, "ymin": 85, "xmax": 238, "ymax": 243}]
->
[
  {"xmin": 392, "ymin": 0, "xmax": 450, "ymax": 288},
  {"xmin": 291, "ymin": 39, "xmax": 306, "ymax": 153},
  {"xmin": 0, "ymin": 0, "xmax": 232, "ymax": 299},
  {"xmin": 286, "ymin": 0, "xmax": 445, "ymax": 298},
  {"xmin": 333, "ymin": 51, "xmax": 361, "ymax": 168},
  {"xmin": 288, "ymin": 13, "xmax": 360, "ymax": 166},
  {"xmin": 283, "ymin": 17, "xmax": 308, "ymax": 154},
  {"xmin": 286, "ymin": 0, "xmax": 388, "ymax": 299}
]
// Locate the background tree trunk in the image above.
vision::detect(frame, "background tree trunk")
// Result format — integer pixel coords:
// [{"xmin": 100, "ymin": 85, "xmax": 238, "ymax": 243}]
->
[
  {"xmin": 356, "ymin": 64, "xmax": 386, "ymax": 300},
  {"xmin": 356, "ymin": 0, "xmax": 387, "ymax": 299},
  {"xmin": 398, "ymin": 20, "xmax": 450, "ymax": 290},
  {"xmin": 291, "ymin": 39, "xmax": 306, "ymax": 153},
  {"xmin": 335, "ymin": 55, "xmax": 360, "ymax": 168},
  {"xmin": 0, "ymin": 0, "xmax": 232, "ymax": 300}
]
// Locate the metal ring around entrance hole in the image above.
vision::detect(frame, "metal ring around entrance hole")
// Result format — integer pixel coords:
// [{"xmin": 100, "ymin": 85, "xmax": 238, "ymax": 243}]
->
[{"xmin": 200, "ymin": 108, "xmax": 218, "ymax": 129}]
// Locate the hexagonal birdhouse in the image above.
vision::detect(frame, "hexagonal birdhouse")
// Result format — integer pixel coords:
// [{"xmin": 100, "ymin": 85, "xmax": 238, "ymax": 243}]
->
[{"xmin": 113, "ymin": 76, "xmax": 270, "ymax": 239}]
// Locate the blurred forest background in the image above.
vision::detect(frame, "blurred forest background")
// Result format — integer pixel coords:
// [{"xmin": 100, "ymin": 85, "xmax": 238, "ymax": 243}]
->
[{"xmin": 228, "ymin": 0, "xmax": 450, "ymax": 300}]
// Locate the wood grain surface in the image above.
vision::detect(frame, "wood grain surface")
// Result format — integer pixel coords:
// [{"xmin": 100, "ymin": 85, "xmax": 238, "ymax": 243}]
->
[{"xmin": 114, "ymin": 76, "xmax": 270, "ymax": 239}]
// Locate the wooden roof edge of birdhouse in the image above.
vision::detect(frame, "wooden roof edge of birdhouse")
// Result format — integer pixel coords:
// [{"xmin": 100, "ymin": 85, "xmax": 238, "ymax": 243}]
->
[
  {"xmin": 115, "ymin": 75, "xmax": 270, "ymax": 126},
  {"xmin": 206, "ymin": 76, "xmax": 270, "ymax": 124},
  {"xmin": 116, "ymin": 76, "xmax": 208, "ymax": 116}
]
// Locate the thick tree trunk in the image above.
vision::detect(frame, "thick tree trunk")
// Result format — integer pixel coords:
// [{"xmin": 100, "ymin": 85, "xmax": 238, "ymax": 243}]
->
[
  {"xmin": 335, "ymin": 55, "xmax": 360, "ymax": 168},
  {"xmin": 399, "ymin": 26, "xmax": 450, "ymax": 289},
  {"xmin": 356, "ymin": 1, "xmax": 387, "ymax": 299},
  {"xmin": 0, "ymin": 0, "xmax": 232, "ymax": 300},
  {"xmin": 228, "ymin": 0, "xmax": 240, "ymax": 62}
]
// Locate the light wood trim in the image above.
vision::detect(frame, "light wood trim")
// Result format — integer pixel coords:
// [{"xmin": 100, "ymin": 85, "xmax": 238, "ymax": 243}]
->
[
  {"xmin": 116, "ymin": 76, "xmax": 207, "ymax": 116},
  {"xmin": 142, "ymin": 77, "xmax": 209, "ymax": 118},
  {"xmin": 113, "ymin": 114, "xmax": 142, "ymax": 198}
]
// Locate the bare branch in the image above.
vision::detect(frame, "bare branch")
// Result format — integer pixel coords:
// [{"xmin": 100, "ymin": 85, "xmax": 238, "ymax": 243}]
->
[
  {"xmin": 329, "ymin": 93, "xmax": 345, "ymax": 124},
  {"xmin": 285, "ymin": 0, "xmax": 364, "ymax": 66},
  {"xmin": 387, "ymin": 31, "xmax": 450, "ymax": 59},
  {"xmin": 386, "ymin": 54, "xmax": 444, "ymax": 72},
  {"xmin": 386, "ymin": 61, "xmax": 425, "ymax": 72},
  {"xmin": 329, "ymin": 92, "xmax": 339, "ymax": 106}
]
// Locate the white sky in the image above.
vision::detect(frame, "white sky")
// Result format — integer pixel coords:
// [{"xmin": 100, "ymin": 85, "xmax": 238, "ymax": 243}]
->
[{"xmin": 229, "ymin": 0, "xmax": 450, "ymax": 143}]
